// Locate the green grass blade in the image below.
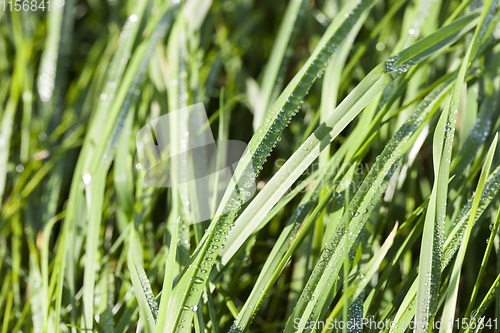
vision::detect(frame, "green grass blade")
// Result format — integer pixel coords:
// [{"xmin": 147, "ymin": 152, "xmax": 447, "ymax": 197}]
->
[
  {"xmin": 82, "ymin": 166, "xmax": 107, "ymax": 331},
  {"xmin": 155, "ymin": 218, "xmax": 180, "ymax": 333},
  {"xmin": 463, "ymin": 271, "xmax": 500, "ymax": 333},
  {"xmin": 128, "ymin": 229, "xmax": 157, "ymax": 333},
  {"xmin": 253, "ymin": 0, "xmax": 310, "ymax": 131},
  {"xmin": 465, "ymin": 202, "xmax": 500, "ymax": 318}
]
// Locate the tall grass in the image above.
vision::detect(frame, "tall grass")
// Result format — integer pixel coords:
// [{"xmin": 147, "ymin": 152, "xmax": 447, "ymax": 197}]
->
[{"xmin": 1, "ymin": 0, "xmax": 500, "ymax": 332}]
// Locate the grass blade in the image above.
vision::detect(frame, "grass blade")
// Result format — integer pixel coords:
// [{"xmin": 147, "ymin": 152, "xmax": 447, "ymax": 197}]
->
[{"xmin": 252, "ymin": 0, "xmax": 310, "ymax": 130}]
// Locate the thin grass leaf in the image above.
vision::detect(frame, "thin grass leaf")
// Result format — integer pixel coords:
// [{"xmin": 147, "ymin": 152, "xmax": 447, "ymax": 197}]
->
[
  {"xmin": 155, "ymin": 218, "xmax": 180, "ymax": 333},
  {"xmin": 128, "ymin": 229, "xmax": 158, "ymax": 333},
  {"xmin": 465, "ymin": 200, "xmax": 500, "ymax": 318},
  {"xmin": 253, "ymin": 0, "xmax": 310, "ymax": 130}
]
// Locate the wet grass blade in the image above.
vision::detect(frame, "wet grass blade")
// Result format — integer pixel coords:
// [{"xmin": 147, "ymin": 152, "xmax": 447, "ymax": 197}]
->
[
  {"xmin": 128, "ymin": 228, "xmax": 158, "ymax": 333},
  {"xmin": 82, "ymin": 166, "xmax": 107, "ymax": 331},
  {"xmin": 155, "ymin": 218, "xmax": 180, "ymax": 333}
]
